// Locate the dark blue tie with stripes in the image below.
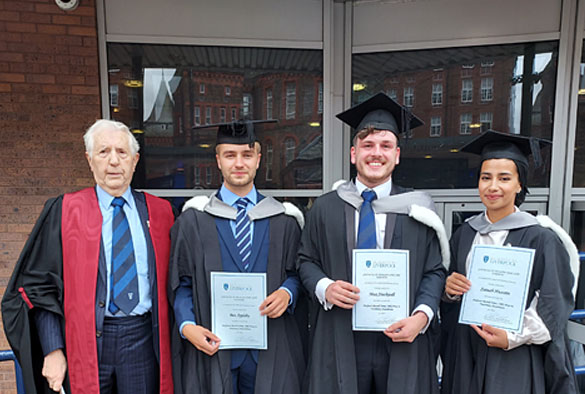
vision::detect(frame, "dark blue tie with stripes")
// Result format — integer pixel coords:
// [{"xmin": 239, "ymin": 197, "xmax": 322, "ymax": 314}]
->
[
  {"xmin": 356, "ymin": 190, "xmax": 377, "ymax": 249},
  {"xmin": 109, "ymin": 197, "xmax": 139, "ymax": 315},
  {"xmin": 235, "ymin": 198, "xmax": 252, "ymax": 271}
]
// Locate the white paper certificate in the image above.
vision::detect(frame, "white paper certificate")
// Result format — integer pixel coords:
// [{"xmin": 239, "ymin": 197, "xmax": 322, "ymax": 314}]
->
[
  {"xmin": 352, "ymin": 249, "xmax": 410, "ymax": 331},
  {"xmin": 210, "ymin": 272, "xmax": 267, "ymax": 350},
  {"xmin": 459, "ymin": 244, "xmax": 535, "ymax": 332}
]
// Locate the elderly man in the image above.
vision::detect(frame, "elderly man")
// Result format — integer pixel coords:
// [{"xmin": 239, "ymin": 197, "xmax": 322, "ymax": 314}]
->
[
  {"xmin": 298, "ymin": 93, "xmax": 449, "ymax": 394},
  {"xmin": 169, "ymin": 120, "xmax": 305, "ymax": 394},
  {"xmin": 2, "ymin": 119, "xmax": 174, "ymax": 394}
]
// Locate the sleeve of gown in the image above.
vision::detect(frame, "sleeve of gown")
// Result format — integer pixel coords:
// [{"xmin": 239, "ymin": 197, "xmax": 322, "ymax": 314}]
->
[{"xmin": 297, "ymin": 203, "xmax": 329, "ymax": 299}]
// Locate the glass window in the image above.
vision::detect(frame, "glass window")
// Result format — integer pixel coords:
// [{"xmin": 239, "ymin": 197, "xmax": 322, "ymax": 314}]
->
[
  {"xmin": 285, "ymin": 137, "xmax": 296, "ymax": 165},
  {"xmin": 128, "ymin": 88, "xmax": 138, "ymax": 109},
  {"xmin": 432, "ymin": 83, "xmax": 442, "ymax": 106},
  {"xmin": 107, "ymin": 43, "xmax": 323, "ymax": 192},
  {"xmin": 461, "ymin": 79, "xmax": 473, "ymax": 103},
  {"xmin": 110, "ymin": 84, "xmax": 119, "ymax": 107},
  {"xmin": 481, "ymin": 77, "xmax": 494, "ymax": 102},
  {"xmin": 480, "ymin": 112, "xmax": 493, "ymax": 132},
  {"xmin": 318, "ymin": 82, "xmax": 323, "ymax": 114},
  {"xmin": 460, "ymin": 113, "xmax": 472, "ymax": 134},
  {"xmin": 387, "ymin": 88, "xmax": 397, "ymax": 100},
  {"xmin": 205, "ymin": 107, "xmax": 212, "ymax": 125},
  {"xmin": 574, "ymin": 41, "xmax": 585, "ymax": 187},
  {"xmin": 266, "ymin": 89, "xmax": 273, "ymax": 119},
  {"xmin": 242, "ymin": 94, "xmax": 252, "ymax": 117},
  {"xmin": 286, "ymin": 82, "xmax": 296, "ymax": 119},
  {"xmin": 194, "ymin": 106, "xmax": 201, "ymax": 126},
  {"xmin": 430, "ymin": 116, "xmax": 441, "ymax": 137},
  {"xmin": 404, "ymin": 86, "xmax": 414, "ymax": 107},
  {"xmin": 351, "ymin": 41, "xmax": 557, "ymax": 189},
  {"xmin": 265, "ymin": 141, "xmax": 273, "ymax": 182}
]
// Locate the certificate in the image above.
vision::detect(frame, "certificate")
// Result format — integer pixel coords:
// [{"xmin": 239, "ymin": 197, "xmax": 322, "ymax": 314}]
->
[
  {"xmin": 459, "ymin": 245, "xmax": 535, "ymax": 332},
  {"xmin": 210, "ymin": 272, "xmax": 267, "ymax": 350},
  {"xmin": 352, "ymin": 249, "xmax": 410, "ymax": 331}
]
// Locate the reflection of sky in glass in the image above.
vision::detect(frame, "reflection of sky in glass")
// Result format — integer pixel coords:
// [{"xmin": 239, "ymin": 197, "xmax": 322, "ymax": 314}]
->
[
  {"xmin": 143, "ymin": 68, "xmax": 178, "ymax": 122},
  {"xmin": 509, "ymin": 52, "xmax": 552, "ymax": 134}
]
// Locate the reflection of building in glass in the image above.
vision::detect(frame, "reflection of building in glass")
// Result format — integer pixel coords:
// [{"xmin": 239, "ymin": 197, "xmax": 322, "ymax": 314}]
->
[
  {"xmin": 108, "ymin": 44, "xmax": 323, "ymax": 191},
  {"xmin": 352, "ymin": 42, "xmax": 557, "ymax": 189}
]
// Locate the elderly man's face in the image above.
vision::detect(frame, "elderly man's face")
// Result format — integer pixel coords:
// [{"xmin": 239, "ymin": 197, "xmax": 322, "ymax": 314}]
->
[{"xmin": 86, "ymin": 128, "xmax": 139, "ymax": 197}]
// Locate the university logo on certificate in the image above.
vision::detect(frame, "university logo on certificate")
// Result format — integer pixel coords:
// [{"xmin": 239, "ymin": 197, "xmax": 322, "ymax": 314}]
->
[
  {"xmin": 459, "ymin": 244, "xmax": 535, "ymax": 332},
  {"xmin": 210, "ymin": 272, "xmax": 268, "ymax": 350},
  {"xmin": 352, "ymin": 249, "xmax": 410, "ymax": 331}
]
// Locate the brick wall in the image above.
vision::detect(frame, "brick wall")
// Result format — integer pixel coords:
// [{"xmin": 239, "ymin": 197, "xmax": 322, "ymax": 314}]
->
[{"xmin": 0, "ymin": 0, "xmax": 100, "ymax": 391}]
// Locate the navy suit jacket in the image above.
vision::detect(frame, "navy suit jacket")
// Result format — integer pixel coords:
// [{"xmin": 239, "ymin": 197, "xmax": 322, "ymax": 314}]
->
[{"xmin": 35, "ymin": 189, "xmax": 163, "ymax": 363}]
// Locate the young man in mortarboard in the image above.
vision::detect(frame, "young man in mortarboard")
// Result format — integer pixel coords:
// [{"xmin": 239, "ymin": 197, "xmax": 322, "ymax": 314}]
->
[
  {"xmin": 440, "ymin": 130, "xmax": 579, "ymax": 394},
  {"xmin": 297, "ymin": 93, "xmax": 449, "ymax": 394},
  {"xmin": 169, "ymin": 121, "xmax": 306, "ymax": 394}
]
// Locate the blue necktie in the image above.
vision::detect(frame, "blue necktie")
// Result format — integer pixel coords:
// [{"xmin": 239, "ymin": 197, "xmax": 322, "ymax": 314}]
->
[
  {"xmin": 356, "ymin": 190, "xmax": 377, "ymax": 249},
  {"xmin": 235, "ymin": 198, "xmax": 252, "ymax": 271},
  {"xmin": 109, "ymin": 197, "xmax": 139, "ymax": 315}
]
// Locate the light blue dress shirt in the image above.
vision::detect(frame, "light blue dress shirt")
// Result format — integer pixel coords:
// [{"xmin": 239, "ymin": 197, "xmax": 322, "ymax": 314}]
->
[{"xmin": 96, "ymin": 185, "xmax": 151, "ymax": 316}]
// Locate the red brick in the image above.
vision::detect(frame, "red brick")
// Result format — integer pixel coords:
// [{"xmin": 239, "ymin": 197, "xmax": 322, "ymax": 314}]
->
[
  {"xmin": 83, "ymin": 36, "xmax": 97, "ymax": 47},
  {"xmin": 5, "ymin": 22, "xmax": 35, "ymax": 33},
  {"xmin": 71, "ymin": 6, "xmax": 96, "ymax": 16},
  {"xmin": 71, "ymin": 85, "xmax": 98, "ymax": 95},
  {"xmin": 0, "ymin": 84, "xmax": 10, "ymax": 93},
  {"xmin": 42, "ymin": 84, "xmax": 71, "ymax": 94},
  {"xmin": 69, "ymin": 45, "xmax": 97, "ymax": 57},
  {"xmin": 56, "ymin": 74, "xmax": 84, "ymax": 85},
  {"xmin": 20, "ymin": 12, "xmax": 51, "ymax": 24},
  {"xmin": 0, "ymin": 11, "xmax": 19, "ymax": 21},
  {"xmin": 36, "ymin": 23, "xmax": 66, "ymax": 35},
  {"xmin": 67, "ymin": 25, "xmax": 95, "ymax": 37},
  {"xmin": 0, "ymin": 31, "xmax": 22, "ymax": 42},
  {"xmin": 0, "ymin": 52, "xmax": 23, "ymax": 62},
  {"xmin": 52, "ymin": 14, "xmax": 81, "ymax": 25},
  {"xmin": 0, "ymin": 73, "xmax": 24, "ymax": 83},
  {"xmin": 34, "ymin": 3, "xmax": 67, "ymax": 14},
  {"xmin": 81, "ymin": 15, "xmax": 96, "ymax": 27},
  {"xmin": 4, "ymin": 2, "xmax": 35, "ymax": 12},
  {"xmin": 26, "ymin": 74, "xmax": 55, "ymax": 84}
]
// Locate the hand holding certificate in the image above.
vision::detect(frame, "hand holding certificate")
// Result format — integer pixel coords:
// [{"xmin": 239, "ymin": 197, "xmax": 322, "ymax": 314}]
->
[
  {"xmin": 459, "ymin": 245, "xmax": 535, "ymax": 332},
  {"xmin": 211, "ymin": 272, "xmax": 268, "ymax": 350},
  {"xmin": 352, "ymin": 249, "xmax": 410, "ymax": 331}
]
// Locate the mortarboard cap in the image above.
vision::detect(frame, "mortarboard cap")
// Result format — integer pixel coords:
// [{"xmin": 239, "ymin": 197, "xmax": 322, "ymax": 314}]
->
[
  {"xmin": 336, "ymin": 92, "xmax": 424, "ymax": 138},
  {"xmin": 193, "ymin": 119, "xmax": 277, "ymax": 147},
  {"xmin": 460, "ymin": 129, "xmax": 551, "ymax": 168}
]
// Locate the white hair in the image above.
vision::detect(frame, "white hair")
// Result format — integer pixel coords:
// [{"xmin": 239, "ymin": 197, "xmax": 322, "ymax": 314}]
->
[{"xmin": 83, "ymin": 119, "xmax": 140, "ymax": 156}]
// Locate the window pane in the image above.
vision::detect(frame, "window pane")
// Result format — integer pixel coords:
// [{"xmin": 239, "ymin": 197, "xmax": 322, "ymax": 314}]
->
[
  {"xmin": 107, "ymin": 44, "xmax": 323, "ymax": 191},
  {"xmin": 574, "ymin": 40, "xmax": 585, "ymax": 187},
  {"xmin": 352, "ymin": 41, "xmax": 557, "ymax": 189}
]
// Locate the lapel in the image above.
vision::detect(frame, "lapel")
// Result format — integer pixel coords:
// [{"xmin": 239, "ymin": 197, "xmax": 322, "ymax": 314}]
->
[
  {"xmin": 457, "ymin": 224, "xmax": 477, "ymax": 274},
  {"xmin": 383, "ymin": 184, "xmax": 400, "ymax": 248},
  {"xmin": 344, "ymin": 202, "xmax": 355, "ymax": 276},
  {"xmin": 215, "ymin": 218, "xmax": 246, "ymax": 272},
  {"xmin": 247, "ymin": 192, "xmax": 266, "ymax": 272}
]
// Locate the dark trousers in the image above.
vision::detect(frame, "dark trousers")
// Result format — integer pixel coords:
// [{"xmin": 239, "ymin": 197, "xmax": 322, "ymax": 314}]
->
[
  {"xmin": 354, "ymin": 332, "xmax": 390, "ymax": 394},
  {"xmin": 231, "ymin": 351, "xmax": 257, "ymax": 394},
  {"xmin": 99, "ymin": 313, "xmax": 158, "ymax": 394}
]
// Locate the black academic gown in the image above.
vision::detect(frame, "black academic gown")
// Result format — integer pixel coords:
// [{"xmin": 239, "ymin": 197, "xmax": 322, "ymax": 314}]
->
[
  {"xmin": 168, "ymin": 204, "xmax": 305, "ymax": 394},
  {"xmin": 297, "ymin": 187, "xmax": 446, "ymax": 394},
  {"xmin": 440, "ymin": 222, "xmax": 578, "ymax": 394}
]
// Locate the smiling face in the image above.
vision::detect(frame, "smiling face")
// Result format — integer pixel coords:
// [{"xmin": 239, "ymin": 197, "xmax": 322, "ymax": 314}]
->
[
  {"xmin": 86, "ymin": 128, "xmax": 139, "ymax": 197},
  {"xmin": 350, "ymin": 130, "xmax": 400, "ymax": 188},
  {"xmin": 216, "ymin": 142, "xmax": 261, "ymax": 196},
  {"xmin": 478, "ymin": 158, "xmax": 522, "ymax": 222}
]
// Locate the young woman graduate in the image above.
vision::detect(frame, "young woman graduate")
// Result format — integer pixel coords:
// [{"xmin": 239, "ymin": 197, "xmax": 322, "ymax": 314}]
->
[{"xmin": 440, "ymin": 130, "xmax": 580, "ymax": 394}]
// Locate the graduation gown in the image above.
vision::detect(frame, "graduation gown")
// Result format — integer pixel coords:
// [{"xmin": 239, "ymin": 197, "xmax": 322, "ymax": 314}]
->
[
  {"xmin": 1, "ymin": 188, "xmax": 174, "ymax": 394},
  {"xmin": 440, "ymin": 219, "xmax": 578, "ymax": 394},
  {"xmin": 168, "ymin": 193, "xmax": 305, "ymax": 394},
  {"xmin": 297, "ymin": 184, "xmax": 447, "ymax": 394}
]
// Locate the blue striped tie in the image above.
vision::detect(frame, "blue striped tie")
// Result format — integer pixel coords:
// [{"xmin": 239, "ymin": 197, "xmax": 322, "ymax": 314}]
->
[
  {"xmin": 235, "ymin": 198, "xmax": 252, "ymax": 271},
  {"xmin": 109, "ymin": 197, "xmax": 139, "ymax": 315},
  {"xmin": 356, "ymin": 190, "xmax": 377, "ymax": 249}
]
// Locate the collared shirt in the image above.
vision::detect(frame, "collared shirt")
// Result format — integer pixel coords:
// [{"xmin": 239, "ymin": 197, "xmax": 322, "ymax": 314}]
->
[
  {"xmin": 219, "ymin": 184, "xmax": 257, "ymax": 239},
  {"xmin": 96, "ymin": 185, "xmax": 151, "ymax": 316}
]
